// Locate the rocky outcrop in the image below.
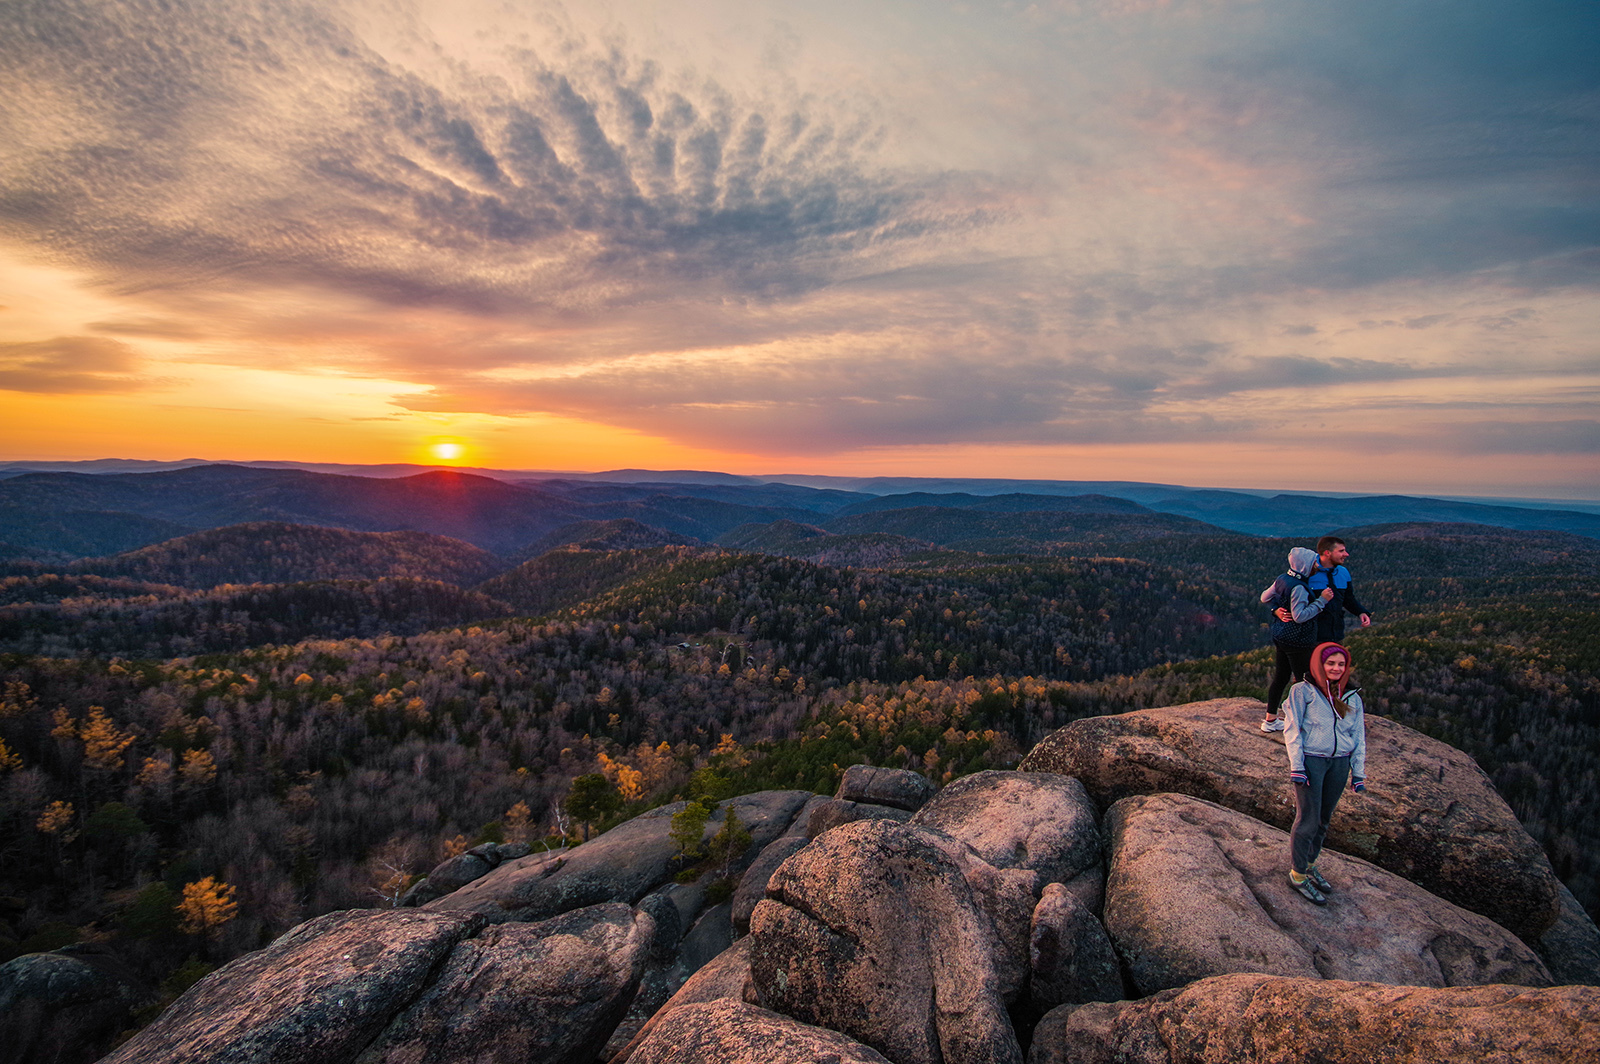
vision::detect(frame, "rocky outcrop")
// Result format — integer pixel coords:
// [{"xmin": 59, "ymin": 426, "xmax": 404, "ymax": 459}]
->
[
  {"xmin": 1029, "ymin": 883, "xmax": 1123, "ymax": 1010},
  {"xmin": 0, "ymin": 944, "xmax": 153, "ymax": 1064},
  {"xmin": 732, "ymin": 835, "xmax": 810, "ymax": 935},
  {"xmin": 360, "ymin": 903, "xmax": 653, "ymax": 1064},
  {"xmin": 427, "ymin": 790, "xmax": 812, "ymax": 923},
  {"xmin": 836, "ymin": 764, "xmax": 938, "ymax": 811},
  {"xmin": 1535, "ymin": 881, "xmax": 1600, "ymax": 986},
  {"xmin": 804, "ymin": 797, "xmax": 914, "ymax": 837},
  {"xmin": 1019, "ymin": 697, "xmax": 1563, "ymax": 943},
  {"xmin": 912, "ymin": 770, "xmax": 1105, "ymax": 913},
  {"xmin": 104, "ymin": 908, "xmax": 484, "ymax": 1064},
  {"xmin": 749, "ymin": 819, "xmax": 1027, "ymax": 1064},
  {"xmin": 1102, "ymin": 792, "xmax": 1551, "ymax": 995},
  {"xmin": 81, "ymin": 707, "xmax": 1594, "ymax": 1064},
  {"xmin": 627, "ymin": 1000, "xmax": 893, "ymax": 1064},
  {"xmin": 1031, "ymin": 973, "xmax": 1600, "ymax": 1064},
  {"xmin": 610, "ymin": 938, "xmax": 757, "ymax": 1064}
]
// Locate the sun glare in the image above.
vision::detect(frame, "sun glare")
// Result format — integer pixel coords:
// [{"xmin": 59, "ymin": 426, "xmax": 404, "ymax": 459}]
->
[{"xmin": 429, "ymin": 440, "xmax": 466, "ymax": 462}]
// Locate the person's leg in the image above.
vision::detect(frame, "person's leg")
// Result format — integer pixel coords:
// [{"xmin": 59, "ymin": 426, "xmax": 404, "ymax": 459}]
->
[
  {"xmin": 1265, "ymin": 643, "xmax": 1293, "ymax": 722},
  {"xmin": 1287, "ymin": 643, "xmax": 1314, "ymax": 687},
  {"xmin": 1289, "ymin": 757, "xmax": 1328, "ymax": 875},
  {"xmin": 1288, "ymin": 758, "xmax": 1330, "ymax": 904},
  {"xmin": 1307, "ymin": 755, "xmax": 1350, "ymax": 870}
]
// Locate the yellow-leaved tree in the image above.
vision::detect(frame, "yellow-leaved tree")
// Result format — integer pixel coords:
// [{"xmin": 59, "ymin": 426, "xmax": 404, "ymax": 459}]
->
[
  {"xmin": 179, "ymin": 876, "xmax": 238, "ymax": 948},
  {"xmin": 81, "ymin": 707, "xmax": 136, "ymax": 772}
]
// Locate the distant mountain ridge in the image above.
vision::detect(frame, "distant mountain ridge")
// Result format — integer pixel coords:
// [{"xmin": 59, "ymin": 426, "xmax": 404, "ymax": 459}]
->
[{"xmin": 2, "ymin": 463, "xmax": 1597, "ymax": 562}]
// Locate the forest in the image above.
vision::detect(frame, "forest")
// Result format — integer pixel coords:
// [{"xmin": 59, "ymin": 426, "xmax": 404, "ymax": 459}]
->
[{"xmin": 0, "ymin": 506, "xmax": 1596, "ymax": 1025}]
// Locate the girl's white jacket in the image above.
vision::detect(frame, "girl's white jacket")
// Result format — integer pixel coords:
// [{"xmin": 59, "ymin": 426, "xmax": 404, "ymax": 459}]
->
[{"xmin": 1284, "ymin": 681, "xmax": 1367, "ymax": 782}]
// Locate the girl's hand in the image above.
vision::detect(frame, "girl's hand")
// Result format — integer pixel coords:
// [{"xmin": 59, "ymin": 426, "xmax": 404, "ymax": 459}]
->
[{"xmin": 1352, "ymin": 779, "xmax": 1366, "ymax": 793}]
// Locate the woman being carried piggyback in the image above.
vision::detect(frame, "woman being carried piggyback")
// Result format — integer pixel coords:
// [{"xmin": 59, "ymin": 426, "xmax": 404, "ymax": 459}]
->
[{"xmin": 1283, "ymin": 641, "xmax": 1366, "ymax": 905}]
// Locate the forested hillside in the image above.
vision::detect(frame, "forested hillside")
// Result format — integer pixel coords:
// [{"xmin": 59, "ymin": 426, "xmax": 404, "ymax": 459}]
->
[
  {"xmin": 0, "ymin": 509, "xmax": 1596, "ymax": 1021},
  {"xmin": 73, "ymin": 523, "xmax": 509, "ymax": 589}
]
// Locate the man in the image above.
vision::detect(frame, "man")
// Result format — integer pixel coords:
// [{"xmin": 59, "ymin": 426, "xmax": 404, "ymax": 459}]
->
[
  {"xmin": 1307, "ymin": 535, "xmax": 1371, "ymax": 643},
  {"xmin": 1276, "ymin": 535, "xmax": 1371, "ymax": 643}
]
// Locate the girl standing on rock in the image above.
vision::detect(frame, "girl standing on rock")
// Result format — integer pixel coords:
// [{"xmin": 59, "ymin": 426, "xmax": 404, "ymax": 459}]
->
[{"xmin": 1283, "ymin": 641, "xmax": 1366, "ymax": 905}]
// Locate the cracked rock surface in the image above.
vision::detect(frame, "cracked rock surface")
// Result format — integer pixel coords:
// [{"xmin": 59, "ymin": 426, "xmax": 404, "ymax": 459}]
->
[
  {"xmin": 749, "ymin": 818, "xmax": 1026, "ymax": 1064},
  {"xmin": 912, "ymin": 770, "xmax": 1104, "ymax": 914},
  {"xmin": 1102, "ymin": 792, "xmax": 1551, "ymax": 995}
]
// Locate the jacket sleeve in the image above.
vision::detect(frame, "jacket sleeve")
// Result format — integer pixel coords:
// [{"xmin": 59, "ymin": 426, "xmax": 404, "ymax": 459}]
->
[
  {"xmin": 1288, "ymin": 583, "xmax": 1326, "ymax": 623},
  {"xmin": 1348, "ymin": 693, "xmax": 1367, "ymax": 786},
  {"xmin": 1344, "ymin": 579, "xmax": 1368, "ymax": 618},
  {"xmin": 1261, "ymin": 579, "xmax": 1280, "ymax": 605},
  {"xmin": 1283, "ymin": 684, "xmax": 1308, "ymax": 779}
]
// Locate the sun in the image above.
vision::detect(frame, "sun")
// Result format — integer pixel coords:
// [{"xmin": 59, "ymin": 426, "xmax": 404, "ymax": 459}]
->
[{"xmin": 428, "ymin": 440, "xmax": 466, "ymax": 463}]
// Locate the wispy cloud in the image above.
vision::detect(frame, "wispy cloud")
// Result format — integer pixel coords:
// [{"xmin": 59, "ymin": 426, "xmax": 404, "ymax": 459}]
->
[{"xmin": 0, "ymin": 335, "xmax": 146, "ymax": 393}]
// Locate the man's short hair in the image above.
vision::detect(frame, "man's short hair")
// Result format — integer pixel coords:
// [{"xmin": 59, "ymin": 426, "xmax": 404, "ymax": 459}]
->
[{"xmin": 1316, "ymin": 535, "xmax": 1346, "ymax": 554}]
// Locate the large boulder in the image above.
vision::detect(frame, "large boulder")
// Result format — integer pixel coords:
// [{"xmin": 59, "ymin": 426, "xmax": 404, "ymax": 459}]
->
[
  {"xmin": 749, "ymin": 819, "xmax": 1025, "ymax": 1064},
  {"xmin": 1031, "ymin": 973, "xmax": 1600, "ymax": 1064},
  {"xmin": 610, "ymin": 938, "xmax": 758, "ymax": 1064},
  {"xmin": 1533, "ymin": 881, "xmax": 1600, "ymax": 986},
  {"xmin": 1102, "ymin": 793, "xmax": 1551, "ymax": 995},
  {"xmin": 428, "ymin": 791, "xmax": 811, "ymax": 923},
  {"xmin": 912, "ymin": 770, "xmax": 1104, "ymax": 913},
  {"xmin": 836, "ymin": 764, "xmax": 938, "ymax": 811},
  {"xmin": 103, "ymin": 908, "xmax": 484, "ymax": 1064},
  {"xmin": 805, "ymin": 798, "xmax": 915, "ymax": 838},
  {"xmin": 1029, "ymin": 883, "xmax": 1123, "ymax": 1011},
  {"xmin": 361, "ymin": 903, "xmax": 653, "ymax": 1064},
  {"xmin": 627, "ymin": 1000, "xmax": 893, "ymax": 1064},
  {"xmin": 732, "ymin": 836, "xmax": 810, "ymax": 935},
  {"xmin": 1019, "ymin": 697, "xmax": 1563, "ymax": 942},
  {"xmin": 0, "ymin": 945, "xmax": 153, "ymax": 1064}
]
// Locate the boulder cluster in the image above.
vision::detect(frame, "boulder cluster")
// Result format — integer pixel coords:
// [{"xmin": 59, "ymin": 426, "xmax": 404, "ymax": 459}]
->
[{"xmin": 7, "ymin": 698, "xmax": 1599, "ymax": 1063}]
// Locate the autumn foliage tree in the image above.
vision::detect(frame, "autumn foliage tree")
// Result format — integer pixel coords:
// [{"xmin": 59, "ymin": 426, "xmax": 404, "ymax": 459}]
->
[{"xmin": 178, "ymin": 877, "xmax": 238, "ymax": 953}]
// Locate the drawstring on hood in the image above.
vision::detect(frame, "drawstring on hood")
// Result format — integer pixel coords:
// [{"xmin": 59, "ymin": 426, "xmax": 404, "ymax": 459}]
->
[{"xmin": 1310, "ymin": 641, "xmax": 1353, "ymax": 718}]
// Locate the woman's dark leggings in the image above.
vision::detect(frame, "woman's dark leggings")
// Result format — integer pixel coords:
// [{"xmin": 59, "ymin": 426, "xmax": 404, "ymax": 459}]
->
[
  {"xmin": 1291, "ymin": 754, "xmax": 1350, "ymax": 873},
  {"xmin": 1266, "ymin": 642, "xmax": 1314, "ymax": 715}
]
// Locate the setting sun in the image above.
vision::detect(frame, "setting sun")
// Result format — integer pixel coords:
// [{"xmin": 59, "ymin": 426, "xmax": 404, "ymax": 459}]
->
[{"xmin": 429, "ymin": 441, "xmax": 465, "ymax": 462}]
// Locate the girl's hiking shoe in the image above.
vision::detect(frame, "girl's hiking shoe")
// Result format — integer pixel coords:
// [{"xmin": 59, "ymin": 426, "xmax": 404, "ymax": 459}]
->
[
  {"xmin": 1259, "ymin": 718, "xmax": 1286, "ymax": 732},
  {"xmin": 1307, "ymin": 866, "xmax": 1333, "ymax": 893},
  {"xmin": 1289, "ymin": 873, "xmax": 1327, "ymax": 905}
]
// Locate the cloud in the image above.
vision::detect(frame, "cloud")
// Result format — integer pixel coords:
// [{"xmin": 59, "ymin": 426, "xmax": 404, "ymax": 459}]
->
[
  {"xmin": 0, "ymin": 0, "xmax": 991, "ymax": 321},
  {"xmin": 0, "ymin": 0, "xmax": 1595, "ymax": 474},
  {"xmin": 0, "ymin": 335, "xmax": 145, "ymax": 392},
  {"xmin": 1445, "ymin": 419, "xmax": 1600, "ymax": 455}
]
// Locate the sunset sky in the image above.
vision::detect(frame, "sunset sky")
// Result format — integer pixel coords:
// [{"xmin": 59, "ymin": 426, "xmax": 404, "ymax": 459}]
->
[{"xmin": 1, "ymin": 0, "xmax": 1596, "ymax": 498}]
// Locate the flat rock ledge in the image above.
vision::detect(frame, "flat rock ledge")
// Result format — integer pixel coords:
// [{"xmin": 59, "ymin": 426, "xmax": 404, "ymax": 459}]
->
[
  {"xmin": 1031, "ymin": 973, "xmax": 1600, "ymax": 1064},
  {"xmin": 1103, "ymin": 792, "xmax": 1551, "ymax": 995},
  {"xmin": 1020, "ymin": 697, "xmax": 1565, "ymax": 944}
]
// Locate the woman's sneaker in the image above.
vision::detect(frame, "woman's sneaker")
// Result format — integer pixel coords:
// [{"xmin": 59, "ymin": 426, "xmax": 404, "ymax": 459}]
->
[
  {"xmin": 1307, "ymin": 866, "xmax": 1333, "ymax": 893},
  {"xmin": 1289, "ymin": 873, "xmax": 1327, "ymax": 905},
  {"xmin": 1259, "ymin": 718, "xmax": 1286, "ymax": 732}
]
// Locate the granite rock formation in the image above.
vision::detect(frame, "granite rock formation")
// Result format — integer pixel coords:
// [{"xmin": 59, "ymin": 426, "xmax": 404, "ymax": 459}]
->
[
  {"xmin": 1019, "ymin": 696, "xmax": 1565, "ymax": 943},
  {"xmin": 1031, "ymin": 973, "xmax": 1600, "ymax": 1064}
]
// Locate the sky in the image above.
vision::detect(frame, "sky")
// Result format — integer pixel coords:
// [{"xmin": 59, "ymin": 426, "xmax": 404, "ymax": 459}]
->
[{"xmin": 1, "ymin": 0, "xmax": 1597, "ymax": 498}]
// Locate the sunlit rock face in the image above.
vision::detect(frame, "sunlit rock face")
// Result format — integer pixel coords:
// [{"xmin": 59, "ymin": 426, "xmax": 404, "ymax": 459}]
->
[{"xmin": 1020, "ymin": 696, "xmax": 1566, "ymax": 944}]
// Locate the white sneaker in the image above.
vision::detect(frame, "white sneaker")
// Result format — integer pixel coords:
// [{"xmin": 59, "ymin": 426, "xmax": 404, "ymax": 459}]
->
[{"xmin": 1259, "ymin": 718, "xmax": 1286, "ymax": 732}]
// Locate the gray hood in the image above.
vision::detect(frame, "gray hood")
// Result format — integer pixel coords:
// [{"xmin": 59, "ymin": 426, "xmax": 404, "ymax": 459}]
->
[{"xmin": 1287, "ymin": 546, "xmax": 1320, "ymax": 579}]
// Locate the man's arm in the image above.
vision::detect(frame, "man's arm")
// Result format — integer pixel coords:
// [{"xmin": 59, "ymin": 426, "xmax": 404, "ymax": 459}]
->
[{"xmin": 1344, "ymin": 578, "xmax": 1371, "ymax": 627}]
